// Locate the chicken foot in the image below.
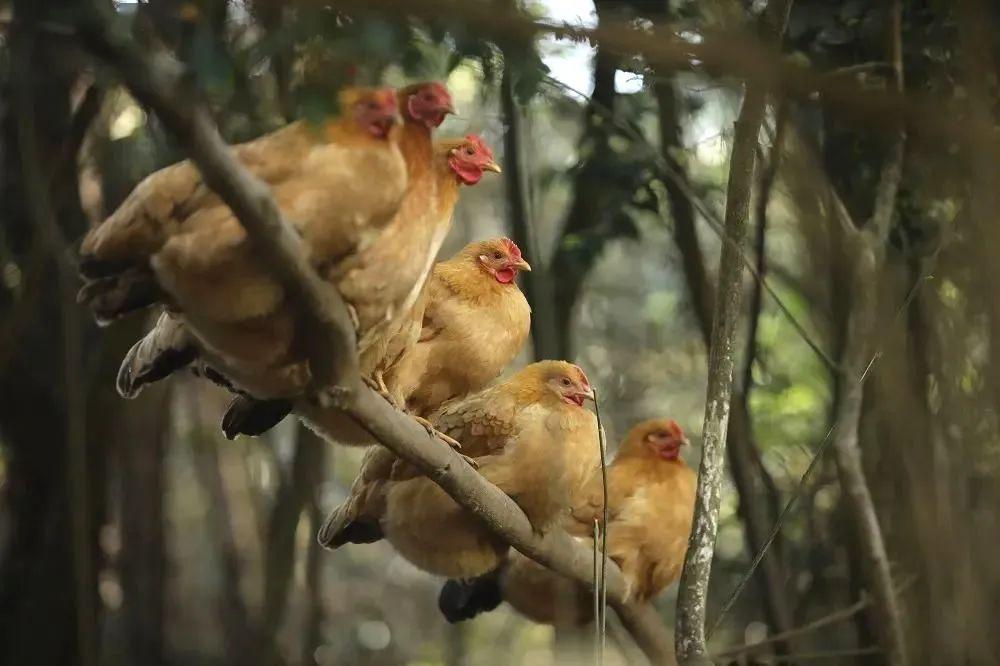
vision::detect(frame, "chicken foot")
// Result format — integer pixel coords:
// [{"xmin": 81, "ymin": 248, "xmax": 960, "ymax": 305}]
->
[
  {"xmin": 363, "ymin": 372, "xmax": 400, "ymax": 409},
  {"xmin": 412, "ymin": 416, "xmax": 478, "ymax": 469}
]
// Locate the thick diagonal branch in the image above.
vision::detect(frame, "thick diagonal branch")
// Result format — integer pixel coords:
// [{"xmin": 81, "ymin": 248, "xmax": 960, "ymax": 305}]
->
[{"xmin": 74, "ymin": 5, "xmax": 674, "ymax": 664}]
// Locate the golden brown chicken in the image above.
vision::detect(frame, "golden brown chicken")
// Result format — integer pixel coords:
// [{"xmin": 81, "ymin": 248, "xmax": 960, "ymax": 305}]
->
[
  {"xmin": 438, "ymin": 418, "xmax": 695, "ymax": 624},
  {"xmin": 79, "ymin": 86, "xmax": 406, "ymax": 325},
  {"xmin": 318, "ymin": 361, "xmax": 598, "ymax": 580},
  {"xmin": 384, "ymin": 236, "xmax": 532, "ymax": 415}
]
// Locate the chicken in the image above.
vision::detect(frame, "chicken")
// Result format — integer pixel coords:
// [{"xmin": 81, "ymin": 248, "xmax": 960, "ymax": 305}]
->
[
  {"xmin": 319, "ymin": 361, "xmax": 598, "ymax": 580},
  {"xmin": 107, "ymin": 83, "xmax": 462, "ymax": 408},
  {"xmin": 438, "ymin": 418, "xmax": 695, "ymax": 624},
  {"xmin": 220, "ymin": 136, "xmax": 504, "ymax": 438},
  {"xmin": 79, "ymin": 86, "xmax": 406, "ymax": 325},
  {"xmin": 383, "ymin": 237, "xmax": 532, "ymax": 416}
]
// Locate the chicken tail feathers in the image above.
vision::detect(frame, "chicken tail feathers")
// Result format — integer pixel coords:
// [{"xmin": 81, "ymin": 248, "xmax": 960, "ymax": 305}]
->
[
  {"xmin": 317, "ymin": 501, "xmax": 383, "ymax": 549},
  {"xmin": 78, "ymin": 268, "xmax": 163, "ymax": 325},
  {"xmin": 437, "ymin": 573, "xmax": 503, "ymax": 623},
  {"xmin": 221, "ymin": 396, "xmax": 293, "ymax": 440},
  {"xmin": 78, "ymin": 253, "xmax": 137, "ymax": 280},
  {"xmin": 316, "ymin": 517, "xmax": 383, "ymax": 549},
  {"xmin": 117, "ymin": 337, "xmax": 197, "ymax": 400}
]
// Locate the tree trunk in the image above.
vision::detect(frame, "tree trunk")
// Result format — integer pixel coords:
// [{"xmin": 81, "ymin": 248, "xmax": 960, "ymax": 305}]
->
[
  {"xmin": 0, "ymin": 6, "xmax": 103, "ymax": 663},
  {"xmin": 118, "ymin": 383, "xmax": 171, "ymax": 666},
  {"xmin": 187, "ymin": 392, "xmax": 257, "ymax": 664},
  {"xmin": 674, "ymin": 1, "xmax": 793, "ymax": 661},
  {"xmin": 656, "ymin": 78, "xmax": 794, "ymax": 654},
  {"xmin": 262, "ymin": 425, "xmax": 326, "ymax": 662},
  {"xmin": 499, "ymin": 60, "xmax": 560, "ymax": 360},
  {"xmin": 547, "ymin": 18, "xmax": 619, "ymax": 359}
]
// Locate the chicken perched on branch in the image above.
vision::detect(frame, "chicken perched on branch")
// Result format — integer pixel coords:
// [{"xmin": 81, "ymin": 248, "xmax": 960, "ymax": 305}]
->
[
  {"xmin": 384, "ymin": 236, "xmax": 532, "ymax": 415},
  {"xmin": 79, "ymin": 86, "xmax": 406, "ymax": 325},
  {"xmin": 438, "ymin": 418, "xmax": 695, "ymax": 624},
  {"xmin": 318, "ymin": 361, "xmax": 598, "ymax": 580}
]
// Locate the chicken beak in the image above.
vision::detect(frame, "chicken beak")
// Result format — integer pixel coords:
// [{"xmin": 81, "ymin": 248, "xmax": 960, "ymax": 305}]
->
[
  {"xmin": 580, "ymin": 388, "xmax": 596, "ymax": 403},
  {"xmin": 513, "ymin": 258, "xmax": 531, "ymax": 272},
  {"xmin": 483, "ymin": 161, "xmax": 503, "ymax": 174}
]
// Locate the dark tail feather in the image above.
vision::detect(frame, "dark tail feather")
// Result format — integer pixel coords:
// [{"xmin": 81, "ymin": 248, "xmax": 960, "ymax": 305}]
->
[
  {"xmin": 438, "ymin": 572, "xmax": 503, "ymax": 623},
  {"xmin": 116, "ymin": 312, "xmax": 196, "ymax": 398},
  {"xmin": 78, "ymin": 268, "xmax": 163, "ymax": 325},
  {"xmin": 327, "ymin": 520, "xmax": 382, "ymax": 548},
  {"xmin": 221, "ymin": 395, "xmax": 293, "ymax": 440},
  {"xmin": 117, "ymin": 336, "xmax": 197, "ymax": 398},
  {"xmin": 78, "ymin": 253, "xmax": 136, "ymax": 280},
  {"xmin": 317, "ymin": 502, "xmax": 383, "ymax": 549}
]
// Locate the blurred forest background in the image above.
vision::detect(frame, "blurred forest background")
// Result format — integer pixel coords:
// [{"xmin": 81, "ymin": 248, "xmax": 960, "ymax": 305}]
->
[{"xmin": 2, "ymin": 0, "xmax": 1000, "ymax": 664}]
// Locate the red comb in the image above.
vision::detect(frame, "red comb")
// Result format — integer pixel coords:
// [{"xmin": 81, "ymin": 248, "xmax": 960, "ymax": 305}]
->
[
  {"xmin": 502, "ymin": 238, "xmax": 522, "ymax": 260},
  {"xmin": 426, "ymin": 81, "xmax": 450, "ymax": 97}
]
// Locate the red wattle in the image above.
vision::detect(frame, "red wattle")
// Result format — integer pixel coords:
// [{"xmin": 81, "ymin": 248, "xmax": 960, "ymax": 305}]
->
[{"xmin": 495, "ymin": 267, "xmax": 516, "ymax": 283}]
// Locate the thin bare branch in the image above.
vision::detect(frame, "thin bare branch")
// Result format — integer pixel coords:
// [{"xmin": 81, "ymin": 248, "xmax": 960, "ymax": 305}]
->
[
  {"xmin": 714, "ymin": 576, "xmax": 915, "ymax": 660},
  {"xmin": 712, "ymin": 595, "xmax": 870, "ymax": 660},
  {"xmin": 594, "ymin": 389, "xmax": 610, "ymax": 659}
]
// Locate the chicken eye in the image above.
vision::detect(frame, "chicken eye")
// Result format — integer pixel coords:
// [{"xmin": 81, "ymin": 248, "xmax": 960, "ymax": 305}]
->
[
  {"xmin": 493, "ymin": 251, "xmax": 503, "ymax": 259},
  {"xmin": 561, "ymin": 378, "xmax": 571, "ymax": 386},
  {"xmin": 465, "ymin": 147, "xmax": 475, "ymax": 155}
]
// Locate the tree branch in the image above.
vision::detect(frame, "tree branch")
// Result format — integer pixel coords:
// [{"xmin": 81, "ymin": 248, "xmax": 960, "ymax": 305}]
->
[
  {"xmin": 498, "ymin": 45, "xmax": 560, "ymax": 361},
  {"xmin": 712, "ymin": 594, "xmax": 870, "ymax": 661},
  {"xmin": 323, "ymin": 0, "xmax": 977, "ymax": 153},
  {"xmin": 656, "ymin": 77, "xmax": 794, "ymax": 655},
  {"xmin": 74, "ymin": 5, "xmax": 675, "ymax": 664},
  {"xmin": 262, "ymin": 425, "xmax": 325, "ymax": 659},
  {"xmin": 674, "ymin": 0, "xmax": 793, "ymax": 662}
]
